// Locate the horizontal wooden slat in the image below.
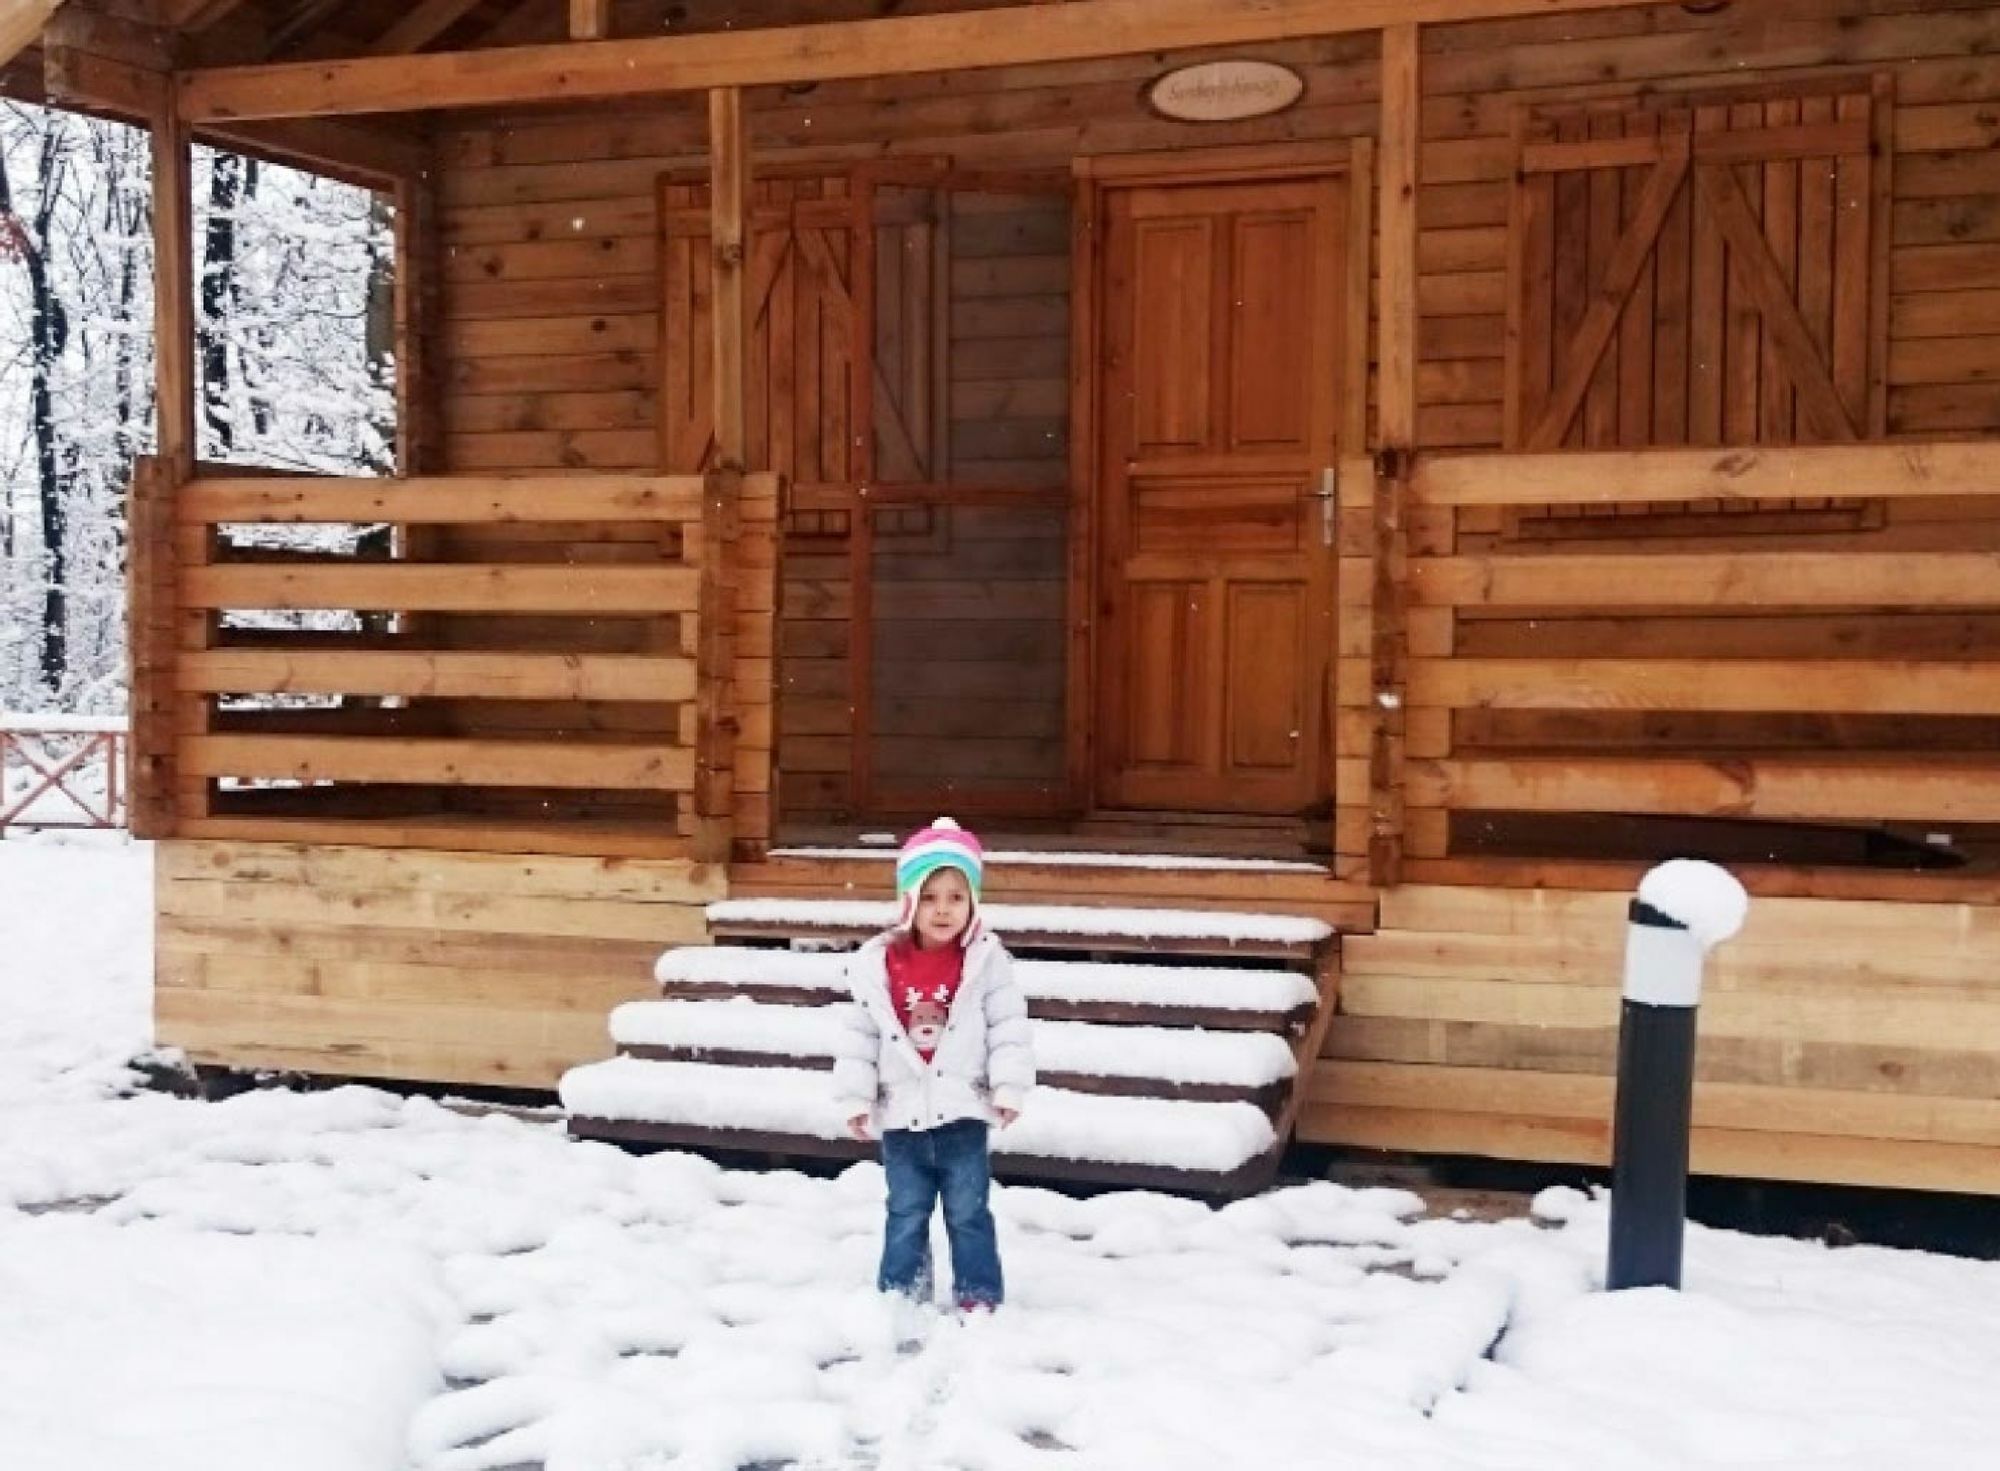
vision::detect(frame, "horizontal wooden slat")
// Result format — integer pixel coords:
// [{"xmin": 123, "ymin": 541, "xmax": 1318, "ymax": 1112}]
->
[
  {"xmin": 157, "ymin": 841, "xmax": 723, "ymax": 904},
  {"xmin": 1316, "ymin": 1062, "xmax": 2000, "ymax": 1149},
  {"xmin": 1408, "ymin": 442, "xmax": 2000, "ymax": 507},
  {"xmin": 1343, "ymin": 930, "xmax": 1997, "ymax": 993},
  {"xmin": 178, "ymin": 649, "xmax": 695, "ymax": 702},
  {"xmin": 180, "ymin": 473, "xmax": 706, "ymax": 525},
  {"xmin": 156, "ymin": 988, "xmax": 616, "ymax": 1086},
  {"xmin": 182, "ymin": 735, "xmax": 693, "ymax": 790},
  {"xmin": 1408, "ymin": 659, "xmax": 2000, "ymax": 716},
  {"xmin": 1412, "ymin": 552, "xmax": 2000, "ymax": 609},
  {"xmin": 183, "ymin": 564, "xmax": 698, "ymax": 613},
  {"xmin": 1337, "ymin": 974, "xmax": 1994, "ymax": 1053},
  {"xmin": 1299, "ymin": 1102, "xmax": 2000, "ymax": 1194},
  {"xmin": 172, "ymin": 815, "xmax": 697, "ymax": 859},
  {"xmin": 178, "ymin": 0, "xmax": 1663, "ymax": 121},
  {"xmin": 159, "ymin": 873, "xmax": 710, "ymax": 947},
  {"xmin": 1518, "ymin": 118, "xmax": 1869, "ymax": 173},
  {"xmin": 1408, "ymin": 754, "xmax": 2000, "ymax": 823}
]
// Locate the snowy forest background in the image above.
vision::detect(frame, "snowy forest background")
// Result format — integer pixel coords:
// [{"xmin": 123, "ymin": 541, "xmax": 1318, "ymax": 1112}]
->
[{"xmin": 0, "ymin": 100, "xmax": 390, "ymax": 717}]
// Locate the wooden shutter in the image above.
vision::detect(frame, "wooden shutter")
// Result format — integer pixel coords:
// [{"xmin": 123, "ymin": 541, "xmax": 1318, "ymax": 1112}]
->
[
  {"xmin": 661, "ymin": 175, "xmax": 861, "ymax": 487},
  {"xmin": 1506, "ymin": 78, "xmax": 1891, "ymax": 459}
]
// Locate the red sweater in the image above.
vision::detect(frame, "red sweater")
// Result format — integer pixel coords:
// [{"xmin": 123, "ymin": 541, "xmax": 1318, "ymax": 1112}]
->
[{"xmin": 885, "ymin": 939, "xmax": 965, "ymax": 1061}]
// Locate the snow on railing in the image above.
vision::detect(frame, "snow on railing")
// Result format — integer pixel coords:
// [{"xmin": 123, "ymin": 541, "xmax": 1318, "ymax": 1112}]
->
[{"xmin": 0, "ymin": 714, "xmax": 129, "ymax": 833}]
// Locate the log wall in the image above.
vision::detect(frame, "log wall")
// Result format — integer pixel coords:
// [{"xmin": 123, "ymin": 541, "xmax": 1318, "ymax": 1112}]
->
[
  {"xmin": 1308, "ymin": 881, "xmax": 2000, "ymax": 1194},
  {"xmin": 433, "ymin": 26, "xmax": 1382, "ymax": 820},
  {"xmin": 430, "ymin": 0, "xmax": 2000, "ymax": 832},
  {"xmin": 155, "ymin": 841, "xmax": 720, "ymax": 1088},
  {"xmin": 1415, "ymin": 0, "xmax": 2000, "ymax": 451}
]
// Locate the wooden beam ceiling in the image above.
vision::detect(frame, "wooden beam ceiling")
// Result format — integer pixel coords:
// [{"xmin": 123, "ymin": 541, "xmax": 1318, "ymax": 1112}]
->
[{"xmin": 179, "ymin": 0, "xmax": 1678, "ymax": 122}]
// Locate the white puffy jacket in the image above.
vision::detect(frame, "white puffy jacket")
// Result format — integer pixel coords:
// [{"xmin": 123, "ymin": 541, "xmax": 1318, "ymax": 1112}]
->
[{"xmin": 831, "ymin": 929, "xmax": 1035, "ymax": 1135}]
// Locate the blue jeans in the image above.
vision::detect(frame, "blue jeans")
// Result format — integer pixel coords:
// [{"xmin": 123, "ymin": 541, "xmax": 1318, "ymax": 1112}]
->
[{"xmin": 878, "ymin": 1118, "xmax": 1003, "ymax": 1306}]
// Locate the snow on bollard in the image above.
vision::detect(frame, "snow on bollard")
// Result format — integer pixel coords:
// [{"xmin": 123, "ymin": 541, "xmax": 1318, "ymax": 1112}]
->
[{"xmin": 1606, "ymin": 859, "xmax": 1748, "ymax": 1292}]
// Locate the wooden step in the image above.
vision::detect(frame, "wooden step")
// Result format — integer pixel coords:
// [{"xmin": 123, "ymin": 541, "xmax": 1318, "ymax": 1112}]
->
[
  {"xmin": 653, "ymin": 946, "xmax": 1321, "ymax": 1033},
  {"xmin": 561, "ymin": 1058, "xmax": 1283, "ymax": 1197},
  {"xmin": 608, "ymin": 1000, "xmax": 1297, "ymax": 1107},
  {"xmin": 705, "ymin": 898, "xmax": 1334, "ymax": 962}
]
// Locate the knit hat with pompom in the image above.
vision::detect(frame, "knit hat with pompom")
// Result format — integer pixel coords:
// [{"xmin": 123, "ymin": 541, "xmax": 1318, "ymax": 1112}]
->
[{"xmin": 895, "ymin": 817, "xmax": 985, "ymax": 937}]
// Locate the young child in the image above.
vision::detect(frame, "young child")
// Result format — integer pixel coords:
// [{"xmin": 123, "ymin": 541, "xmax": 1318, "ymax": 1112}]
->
[{"xmin": 832, "ymin": 818, "xmax": 1034, "ymax": 1312}]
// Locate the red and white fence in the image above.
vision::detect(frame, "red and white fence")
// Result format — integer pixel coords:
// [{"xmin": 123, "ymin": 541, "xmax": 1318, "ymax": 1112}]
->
[{"xmin": 0, "ymin": 715, "xmax": 128, "ymax": 833}]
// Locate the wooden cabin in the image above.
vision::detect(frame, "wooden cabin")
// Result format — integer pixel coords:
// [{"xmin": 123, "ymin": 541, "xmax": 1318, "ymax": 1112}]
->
[{"xmin": 11, "ymin": 0, "xmax": 2000, "ymax": 1194}]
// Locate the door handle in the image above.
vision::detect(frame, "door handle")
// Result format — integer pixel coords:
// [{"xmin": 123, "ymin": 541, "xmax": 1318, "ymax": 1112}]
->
[{"xmin": 1304, "ymin": 465, "xmax": 1337, "ymax": 548}]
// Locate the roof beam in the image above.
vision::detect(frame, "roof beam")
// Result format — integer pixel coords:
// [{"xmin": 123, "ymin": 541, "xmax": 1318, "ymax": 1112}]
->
[
  {"xmin": 569, "ymin": 0, "xmax": 611, "ymax": 41},
  {"xmin": 179, "ymin": 0, "xmax": 1674, "ymax": 122},
  {"xmin": 39, "ymin": 42, "xmax": 425, "ymax": 186},
  {"xmin": 369, "ymin": 0, "xmax": 485, "ymax": 55},
  {"xmin": 1, "ymin": 0, "xmax": 67, "ymax": 69},
  {"xmin": 159, "ymin": 0, "xmax": 256, "ymax": 31}
]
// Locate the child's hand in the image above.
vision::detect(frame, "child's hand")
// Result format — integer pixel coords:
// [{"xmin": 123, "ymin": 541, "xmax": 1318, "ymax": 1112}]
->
[
  {"xmin": 994, "ymin": 1106, "xmax": 1019, "ymax": 1129},
  {"xmin": 846, "ymin": 1112, "xmax": 872, "ymax": 1141}
]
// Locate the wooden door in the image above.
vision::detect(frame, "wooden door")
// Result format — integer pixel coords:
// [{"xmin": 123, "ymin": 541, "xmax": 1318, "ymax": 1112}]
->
[{"xmin": 1095, "ymin": 174, "xmax": 1346, "ymax": 814}]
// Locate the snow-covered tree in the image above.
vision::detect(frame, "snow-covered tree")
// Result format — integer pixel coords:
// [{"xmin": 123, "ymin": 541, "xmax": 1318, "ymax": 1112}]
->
[{"xmin": 0, "ymin": 101, "xmax": 392, "ymax": 717}]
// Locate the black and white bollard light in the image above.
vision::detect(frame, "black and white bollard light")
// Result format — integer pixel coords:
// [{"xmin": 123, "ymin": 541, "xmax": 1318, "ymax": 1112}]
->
[{"xmin": 1607, "ymin": 859, "xmax": 1748, "ymax": 1292}]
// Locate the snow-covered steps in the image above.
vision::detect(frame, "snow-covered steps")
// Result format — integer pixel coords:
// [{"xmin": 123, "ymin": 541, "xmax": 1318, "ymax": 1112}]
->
[
  {"xmin": 608, "ymin": 997, "xmax": 1297, "ymax": 1106},
  {"xmin": 566, "ymin": 887, "xmax": 1338, "ymax": 1197},
  {"xmin": 653, "ymin": 945, "xmax": 1320, "ymax": 1033},
  {"xmin": 705, "ymin": 898, "xmax": 1332, "ymax": 962},
  {"xmin": 561, "ymin": 1058, "xmax": 1281, "ymax": 1195}
]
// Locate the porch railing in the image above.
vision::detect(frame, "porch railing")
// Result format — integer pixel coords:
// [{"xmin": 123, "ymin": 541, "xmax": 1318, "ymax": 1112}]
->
[
  {"xmin": 1372, "ymin": 440, "xmax": 2000, "ymax": 880},
  {"xmin": 127, "ymin": 458, "xmax": 780, "ymax": 861},
  {"xmin": 0, "ymin": 715, "xmax": 128, "ymax": 833}
]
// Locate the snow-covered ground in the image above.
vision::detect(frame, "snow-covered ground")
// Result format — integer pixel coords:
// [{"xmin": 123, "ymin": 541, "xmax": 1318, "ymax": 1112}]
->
[{"xmin": 4, "ymin": 831, "xmax": 1999, "ymax": 1470}]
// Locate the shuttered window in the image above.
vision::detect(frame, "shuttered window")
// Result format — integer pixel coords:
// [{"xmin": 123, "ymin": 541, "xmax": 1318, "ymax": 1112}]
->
[{"xmin": 1504, "ymin": 77, "xmax": 1891, "ymax": 537}]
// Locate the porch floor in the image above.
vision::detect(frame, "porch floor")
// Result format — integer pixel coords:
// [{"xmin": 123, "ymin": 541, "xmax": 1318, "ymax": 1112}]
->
[{"xmin": 775, "ymin": 809, "xmax": 1323, "ymax": 862}]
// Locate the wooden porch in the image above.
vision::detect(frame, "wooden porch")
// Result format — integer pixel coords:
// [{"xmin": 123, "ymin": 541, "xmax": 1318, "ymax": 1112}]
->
[{"xmin": 7, "ymin": 0, "xmax": 1995, "ymax": 1196}]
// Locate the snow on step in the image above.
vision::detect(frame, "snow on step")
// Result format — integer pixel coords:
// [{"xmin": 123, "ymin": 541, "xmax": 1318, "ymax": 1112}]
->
[
  {"xmin": 656, "ymin": 946, "xmax": 848, "ymax": 992},
  {"xmin": 771, "ymin": 846, "xmax": 1328, "ymax": 874},
  {"xmin": 614, "ymin": 997, "xmax": 835, "ymax": 1061},
  {"xmin": 706, "ymin": 898, "xmax": 1332, "ymax": 946},
  {"xmin": 655, "ymin": 947, "xmax": 1320, "ymax": 1015},
  {"xmin": 561, "ymin": 1058, "xmax": 1277, "ymax": 1173},
  {"xmin": 609, "ymin": 998, "xmax": 1298, "ymax": 1087}
]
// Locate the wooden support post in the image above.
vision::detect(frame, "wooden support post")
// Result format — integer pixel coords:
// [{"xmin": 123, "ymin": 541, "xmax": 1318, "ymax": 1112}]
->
[
  {"xmin": 1377, "ymin": 22, "xmax": 1419, "ymax": 454},
  {"xmin": 393, "ymin": 158, "xmax": 445, "ymax": 475},
  {"xmin": 149, "ymin": 87, "xmax": 212, "ymax": 824},
  {"xmin": 1368, "ymin": 450, "xmax": 1410, "ymax": 887},
  {"xmin": 687, "ymin": 85, "xmax": 750, "ymax": 861},
  {"xmin": 1366, "ymin": 24, "xmax": 1420, "ymax": 888},
  {"xmin": 731, "ymin": 472, "xmax": 783, "ymax": 857},
  {"xmin": 569, "ymin": 0, "xmax": 612, "ymax": 40},
  {"xmin": 709, "ymin": 85, "xmax": 749, "ymax": 474},
  {"xmin": 125, "ymin": 457, "xmax": 177, "ymax": 839},
  {"xmin": 688, "ymin": 469, "xmax": 742, "ymax": 863},
  {"xmin": 151, "ymin": 99, "xmax": 196, "ymax": 483}
]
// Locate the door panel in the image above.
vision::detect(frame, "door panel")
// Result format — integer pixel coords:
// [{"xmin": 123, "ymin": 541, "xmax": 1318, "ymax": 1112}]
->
[
  {"xmin": 1125, "ymin": 581, "xmax": 1206, "ymax": 768},
  {"xmin": 1229, "ymin": 212, "xmax": 1317, "ymax": 451},
  {"xmin": 1096, "ymin": 173, "xmax": 1346, "ymax": 814},
  {"xmin": 1129, "ymin": 219, "xmax": 1216, "ymax": 452},
  {"xmin": 1225, "ymin": 582, "xmax": 1306, "ymax": 772}
]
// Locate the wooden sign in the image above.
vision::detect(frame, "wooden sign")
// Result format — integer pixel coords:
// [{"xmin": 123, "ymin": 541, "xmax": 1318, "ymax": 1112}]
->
[{"xmin": 1146, "ymin": 60, "xmax": 1304, "ymax": 123}]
